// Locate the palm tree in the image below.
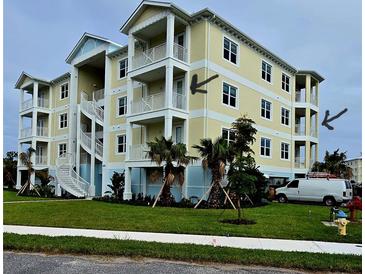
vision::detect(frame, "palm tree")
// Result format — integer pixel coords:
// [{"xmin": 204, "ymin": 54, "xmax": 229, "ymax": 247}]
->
[
  {"xmin": 312, "ymin": 149, "xmax": 352, "ymax": 179},
  {"xmin": 193, "ymin": 137, "xmax": 235, "ymax": 208},
  {"xmin": 18, "ymin": 147, "xmax": 39, "ymax": 196},
  {"xmin": 147, "ymin": 137, "xmax": 196, "ymax": 207}
]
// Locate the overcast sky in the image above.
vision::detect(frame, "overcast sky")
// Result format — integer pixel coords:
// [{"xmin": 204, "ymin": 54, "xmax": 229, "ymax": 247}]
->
[{"xmin": 4, "ymin": 0, "xmax": 362, "ymax": 160}]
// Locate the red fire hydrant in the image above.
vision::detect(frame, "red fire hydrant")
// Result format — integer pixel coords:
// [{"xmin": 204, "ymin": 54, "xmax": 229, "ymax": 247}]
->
[{"xmin": 346, "ymin": 196, "xmax": 362, "ymax": 222}]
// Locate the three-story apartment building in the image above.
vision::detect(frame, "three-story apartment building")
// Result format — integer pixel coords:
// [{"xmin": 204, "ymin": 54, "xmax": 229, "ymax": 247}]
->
[{"xmin": 15, "ymin": 1, "xmax": 324, "ymax": 199}]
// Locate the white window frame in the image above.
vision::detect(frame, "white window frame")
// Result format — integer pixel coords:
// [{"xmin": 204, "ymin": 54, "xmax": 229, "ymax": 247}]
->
[
  {"xmin": 261, "ymin": 59, "xmax": 273, "ymax": 84},
  {"xmin": 59, "ymin": 112, "xmax": 68, "ymax": 129},
  {"xmin": 260, "ymin": 98, "xmax": 272, "ymax": 121},
  {"xmin": 281, "ymin": 72, "xmax": 290, "ymax": 93},
  {"xmin": 59, "ymin": 82, "xmax": 69, "ymax": 100},
  {"xmin": 222, "ymin": 81, "xmax": 239, "ymax": 109},
  {"xmin": 118, "ymin": 58, "xmax": 128, "ymax": 80},
  {"xmin": 116, "ymin": 95, "xmax": 127, "ymax": 117},
  {"xmin": 222, "ymin": 36, "xmax": 239, "ymax": 66},
  {"xmin": 116, "ymin": 134, "xmax": 126, "ymax": 154},
  {"xmin": 281, "ymin": 107, "xmax": 290, "ymax": 127},
  {"xmin": 221, "ymin": 127, "xmax": 235, "ymax": 145},
  {"xmin": 260, "ymin": 137, "xmax": 272, "ymax": 158},
  {"xmin": 280, "ymin": 142, "xmax": 290, "ymax": 161},
  {"xmin": 58, "ymin": 143, "xmax": 67, "ymax": 157}
]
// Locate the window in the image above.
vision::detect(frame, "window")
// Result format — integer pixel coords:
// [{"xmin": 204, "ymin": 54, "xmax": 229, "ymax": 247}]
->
[
  {"xmin": 119, "ymin": 59, "xmax": 128, "ymax": 79},
  {"xmin": 261, "ymin": 99, "xmax": 271, "ymax": 119},
  {"xmin": 59, "ymin": 113, "xmax": 68, "ymax": 128},
  {"xmin": 60, "ymin": 83, "xmax": 69, "ymax": 99},
  {"xmin": 222, "ymin": 83, "xmax": 237, "ymax": 108},
  {"xmin": 260, "ymin": 137, "xmax": 271, "ymax": 157},
  {"xmin": 223, "ymin": 37, "xmax": 238, "ymax": 64},
  {"xmin": 281, "ymin": 142, "xmax": 289, "ymax": 160},
  {"xmin": 222, "ymin": 128, "xmax": 235, "ymax": 145},
  {"xmin": 261, "ymin": 61, "xmax": 272, "ymax": 83},
  {"xmin": 117, "ymin": 135, "xmax": 126, "ymax": 153},
  {"xmin": 175, "ymin": 126, "xmax": 182, "ymax": 143},
  {"xmin": 287, "ymin": 180, "xmax": 299, "ymax": 188},
  {"xmin": 281, "ymin": 107, "xmax": 290, "ymax": 126},
  {"xmin": 282, "ymin": 73, "xmax": 290, "ymax": 92},
  {"xmin": 118, "ymin": 96, "xmax": 127, "ymax": 116},
  {"xmin": 58, "ymin": 143, "xmax": 67, "ymax": 157}
]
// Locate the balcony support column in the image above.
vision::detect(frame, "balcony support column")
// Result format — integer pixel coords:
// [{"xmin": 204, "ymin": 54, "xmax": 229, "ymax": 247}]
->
[
  {"xmin": 16, "ymin": 169, "xmax": 22, "ymax": 190},
  {"xmin": 69, "ymin": 66, "xmax": 79, "ymax": 162},
  {"xmin": 305, "ymin": 141, "xmax": 311, "ymax": 170},
  {"xmin": 141, "ymin": 167, "xmax": 147, "ymax": 197},
  {"xmin": 123, "ymin": 167, "xmax": 132, "ymax": 200},
  {"xmin": 33, "ymin": 82, "xmax": 38, "ymax": 107},
  {"xmin": 19, "ymin": 89, "xmax": 24, "ymax": 111},
  {"xmin": 166, "ymin": 13, "xmax": 175, "ymax": 58},
  {"xmin": 186, "ymin": 24, "xmax": 191, "ymax": 63},
  {"xmin": 165, "ymin": 64, "xmax": 174, "ymax": 109},
  {"xmin": 76, "ymin": 105, "xmax": 81, "ymax": 174},
  {"xmin": 32, "ymin": 111, "xmax": 38, "ymax": 137},
  {"xmin": 164, "ymin": 113, "xmax": 173, "ymax": 139},
  {"xmin": 128, "ymin": 33, "xmax": 135, "ymax": 71},
  {"xmin": 126, "ymin": 122, "xmax": 133, "ymax": 160},
  {"xmin": 90, "ymin": 116, "xmax": 96, "ymax": 197}
]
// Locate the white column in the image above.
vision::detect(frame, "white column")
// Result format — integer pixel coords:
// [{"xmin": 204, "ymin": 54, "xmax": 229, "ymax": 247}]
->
[
  {"xmin": 31, "ymin": 139, "xmax": 36, "ymax": 184},
  {"xmin": 32, "ymin": 111, "xmax": 38, "ymax": 137},
  {"xmin": 16, "ymin": 169, "xmax": 21, "ymax": 190},
  {"xmin": 47, "ymin": 142, "xmax": 51, "ymax": 166},
  {"xmin": 18, "ymin": 116, "xmax": 23, "ymax": 138},
  {"xmin": 30, "ymin": 172, "xmax": 35, "ymax": 185},
  {"xmin": 76, "ymin": 105, "xmax": 81, "ymax": 173},
  {"xmin": 126, "ymin": 123, "xmax": 132, "ymax": 160},
  {"xmin": 185, "ymin": 25, "xmax": 191, "ymax": 63},
  {"xmin": 166, "ymin": 13, "xmax": 175, "ymax": 58},
  {"xmin": 183, "ymin": 167, "xmax": 189, "ymax": 198},
  {"xmin": 164, "ymin": 114, "xmax": 173, "ymax": 139},
  {"xmin": 123, "ymin": 167, "xmax": 132, "ymax": 200},
  {"xmin": 141, "ymin": 167, "xmax": 147, "ymax": 197},
  {"xmin": 33, "ymin": 82, "xmax": 38, "ymax": 107},
  {"xmin": 128, "ymin": 33, "xmax": 135, "ymax": 71},
  {"xmin": 69, "ymin": 66, "xmax": 79, "ymax": 161},
  {"xmin": 165, "ymin": 64, "xmax": 174, "ymax": 108},
  {"xmin": 90, "ymin": 117, "xmax": 96, "ymax": 196},
  {"xmin": 19, "ymin": 89, "xmax": 24, "ymax": 112}
]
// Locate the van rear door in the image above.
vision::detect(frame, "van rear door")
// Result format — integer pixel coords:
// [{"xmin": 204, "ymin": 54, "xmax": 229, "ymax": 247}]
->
[
  {"xmin": 345, "ymin": 180, "xmax": 353, "ymax": 200},
  {"xmin": 285, "ymin": 180, "xmax": 299, "ymax": 201}
]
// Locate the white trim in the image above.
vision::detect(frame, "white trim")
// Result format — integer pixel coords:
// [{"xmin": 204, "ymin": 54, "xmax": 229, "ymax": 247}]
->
[
  {"xmin": 221, "ymin": 81, "xmax": 239, "ymax": 110},
  {"xmin": 222, "ymin": 35, "xmax": 240, "ymax": 67},
  {"xmin": 116, "ymin": 95, "xmax": 128, "ymax": 117},
  {"xmin": 259, "ymin": 136, "xmax": 272, "ymax": 159},
  {"xmin": 117, "ymin": 57, "xmax": 128, "ymax": 80},
  {"xmin": 261, "ymin": 59, "xmax": 273, "ymax": 85},
  {"xmin": 58, "ymin": 112, "xmax": 68, "ymax": 129},
  {"xmin": 280, "ymin": 141, "xmax": 290, "ymax": 161},
  {"xmin": 221, "ymin": 126, "xmax": 235, "ymax": 144},
  {"xmin": 57, "ymin": 143, "xmax": 67, "ymax": 157},
  {"xmin": 281, "ymin": 72, "xmax": 291, "ymax": 94},
  {"xmin": 260, "ymin": 98, "xmax": 273, "ymax": 121},
  {"xmin": 280, "ymin": 106, "xmax": 291, "ymax": 128},
  {"xmin": 59, "ymin": 81, "xmax": 69, "ymax": 100},
  {"xmin": 115, "ymin": 133, "xmax": 126, "ymax": 155}
]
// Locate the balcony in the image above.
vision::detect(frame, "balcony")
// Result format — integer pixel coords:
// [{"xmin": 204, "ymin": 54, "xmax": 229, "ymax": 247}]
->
[
  {"xmin": 295, "ymin": 124, "xmax": 305, "ymax": 136},
  {"xmin": 130, "ymin": 92, "xmax": 187, "ymax": 115},
  {"xmin": 132, "ymin": 43, "xmax": 187, "ymax": 70},
  {"xmin": 38, "ymin": 98, "xmax": 49, "ymax": 108},
  {"xmin": 310, "ymin": 94, "xmax": 318, "ymax": 106},
  {"xmin": 20, "ymin": 127, "xmax": 32, "ymax": 138},
  {"xmin": 310, "ymin": 128, "xmax": 317, "ymax": 137},
  {"xmin": 295, "ymin": 157, "xmax": 305, "ymax": 169},
  {"xmin": 37, "ymin": 126, "xmax": 48, "ymax": 137},
  {"xmin": 129, "ymin": 144, "xmax": 149, "ymax": 161},
  {"xmin": 20, "ymin": 98, "xmax": 49, "ymax": 112},
  {"xmin": 35, "ymin": 155, "xmax": 47, "ymax": 165},
  {"xmin": 92, "ymin": 89, "xmax": 104, "ymax": 102},
  {"xmin": 20, "ymin": 127, "xmax": 48, "ymax": 139}
]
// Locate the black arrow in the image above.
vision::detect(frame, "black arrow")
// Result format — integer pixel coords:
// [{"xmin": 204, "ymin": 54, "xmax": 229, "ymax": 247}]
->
[
  {"xmin": 190, "ymin": 74, "xmax": 219, "ymax": 94},
  {"xmin": 321, "ymin": 108, "xmax": 348, "ymax": 130}
]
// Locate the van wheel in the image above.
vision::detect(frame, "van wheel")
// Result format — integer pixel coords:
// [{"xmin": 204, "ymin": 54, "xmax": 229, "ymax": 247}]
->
[
  {"xmin": 324, "ymin": 196, "xmax": 335, "ymax": 206},
  {"xmin": 278, "ymin": 194, "xmax": 287, "ymax": 203}
]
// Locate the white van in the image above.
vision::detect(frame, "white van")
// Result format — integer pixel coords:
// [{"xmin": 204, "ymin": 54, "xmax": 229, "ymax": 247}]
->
[{"xmin": 276, "ymin": 178, "xmax": 353, "ymax": 206}]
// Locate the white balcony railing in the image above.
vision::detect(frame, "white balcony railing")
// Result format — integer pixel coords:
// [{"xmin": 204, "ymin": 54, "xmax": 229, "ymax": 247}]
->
[
  {"xmin": 295, "ymin": 91, "xmax": 306, "ymax": 103},
  {"xmin": 20, "ymin": 127, "xmax": 32, "ymax": 138},
  {"xmin": 132, "ymin": 43, "xmax": 187, "ymax": 70},
  {"xmin": 310, "ymin": 128, "xmax": 317, "ymax": 137},
  {"xmin": 35, "ymin": 155, "xmax": 47, "ymax": 165},
  {"xmin": 80, "ymin": 130, "xmax": 92, "ymax": 150},
  {"xmin": 21, "ymin": 99, "xmax": 33, "ymax": 111},
  {"xmin": 310, "ymin": 94, "xmax": 318, "ymax": 106},
  {"xmin": 172, "ymin": 92, "xmax": 186, "ymax": 110},
  {"xmin": 36, "ymin": 127, "xmax": 48, "ymax": 137},
  {"xmin": 131, "ymin": 93, "xmax": 165, "ymax": 114},
  {"xmin": 295, "ymin": 124, "xmax": 305, "ymax": 136},
  {"xmin": 93, "ymin": 89, "xmax": 104, "ymax": 102},
  {"xmin": 129, "ymin": 144, "xmax": 149, "ymax": 160},
  {"xmin": 295, "ymin": 157, "xmax": 305, "ymax": 168},
  {"xmin": 95, "ymin": 139, "xmax": 103, "ymax": 157},
  {"xmin": 38, "ymin": 98, "xmax": 49, "ymax": 108}
]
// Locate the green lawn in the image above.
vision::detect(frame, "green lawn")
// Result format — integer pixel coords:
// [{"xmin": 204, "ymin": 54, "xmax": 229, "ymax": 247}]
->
[
  {"xmin": 3, "ymin": 189, "xmax": 57, "ymax": 202},
  {"xmin": 4, "ymin": 199, "xmax": 361, "ymax": 243},
  {"xmin": 3, "ymin": 233, "xmax": 361, "ymax": 272}
]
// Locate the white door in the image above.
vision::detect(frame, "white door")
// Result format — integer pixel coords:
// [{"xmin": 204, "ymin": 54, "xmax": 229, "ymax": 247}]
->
[
  {"xmin": 285, "ymin": 180, "xmax": 300, "ymax": 201},
  {"xmin": 37, "ymin": 119, "xmax": 45, "ymax": 136},
  {"xmin": 175, "ymin": 126, "xmax": 183, "ymax": 144},
  {"xmin": 36, "ymin": 146, "xmax": 44, "ymax": 164},
  {"xmin": 173, "ymin": 79, "xmax": 185, "ymax": 109}
]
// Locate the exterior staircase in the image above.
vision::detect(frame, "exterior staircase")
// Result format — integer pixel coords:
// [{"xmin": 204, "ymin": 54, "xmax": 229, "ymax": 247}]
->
[{"xmin": 56, "ymin": 153, "xmax": 91, "ymax": 197}]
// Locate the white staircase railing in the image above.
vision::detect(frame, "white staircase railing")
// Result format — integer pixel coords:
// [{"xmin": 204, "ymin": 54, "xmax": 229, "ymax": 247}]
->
[
  {"xmin": 56, "ymin": 153, "xmax": 90, "ymax": 197},
  {"xmin": 80, "ymin": 130, "xmax": 92, "ymax": 150},
  {"xmin": 80, "ymin": 94, "xmax": 104, "ymax": 122}
]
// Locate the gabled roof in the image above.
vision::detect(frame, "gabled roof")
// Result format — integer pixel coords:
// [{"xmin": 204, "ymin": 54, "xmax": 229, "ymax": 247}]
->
[
  {"xmin": 15, "ymin": 71, "xmax": 50, "ymax": 89},
  {"xmin": 65, "ymin": 32, "xmax": 123, "ymax": 64},
  {"xmin": 51, "ymin": 72, "xmax": 71, "ymax": 84}
]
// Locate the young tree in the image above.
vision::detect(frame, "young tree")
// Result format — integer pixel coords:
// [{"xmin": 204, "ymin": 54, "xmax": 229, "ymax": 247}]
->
[
  {"xmin": 231, "ymin": 116, "xmax": 257, "ymax": 156},
  {"xmin": 147, "ymin": 137, "xmax": 196, "ymax": 207},
  {"xmin": 193, "ymin": 137, "xmax": 235, "ymax": 208},
  {"xmin": 105, "ymin": 171, "xmax": 125, "ymax": 200}
]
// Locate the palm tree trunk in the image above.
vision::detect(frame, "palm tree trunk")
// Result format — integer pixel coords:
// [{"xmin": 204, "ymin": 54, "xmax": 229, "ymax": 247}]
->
[{"xmin": 208, "ymin": 169, "xmax": 222, "ymax": 208}]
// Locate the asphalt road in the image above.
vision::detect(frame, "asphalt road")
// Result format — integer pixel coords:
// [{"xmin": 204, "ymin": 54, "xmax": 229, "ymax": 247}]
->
[{"xmin": 3, "ymin": 252, "xmax": 309, "ymax": 274}]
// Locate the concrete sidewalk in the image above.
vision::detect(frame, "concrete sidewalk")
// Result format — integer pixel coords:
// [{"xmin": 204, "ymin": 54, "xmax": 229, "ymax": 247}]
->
[
  {"xmin": 4, "ymin": 225, "xmax": 362, "ymax": 255},
  {"xmin": 4, "ymin": 199, "xmax": 88, "ymax": 204}
]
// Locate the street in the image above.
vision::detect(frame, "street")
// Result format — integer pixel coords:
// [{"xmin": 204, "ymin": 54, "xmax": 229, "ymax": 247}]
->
[{"xmin": 4, "ymin": 252, "xmax": 309, "ymax": 274}]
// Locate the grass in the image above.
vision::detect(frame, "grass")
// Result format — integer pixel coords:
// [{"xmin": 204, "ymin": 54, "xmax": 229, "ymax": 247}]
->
[
  {"xmin": 3, "ymin": 189, "xmax": 57, "ymax": 202},
  {"xmin": 3, "ymin": 233, "xmax": 361, "ymax": 272},
  {"xmin": 4, "ymin": 199, "xmax": 361, "ymax": 243}
]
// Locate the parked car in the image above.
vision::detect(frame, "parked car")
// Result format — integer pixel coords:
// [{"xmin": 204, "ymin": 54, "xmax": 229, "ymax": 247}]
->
[{"xmin": 276, "ymin": 178, "xmax": 353, "ymax": 206}]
